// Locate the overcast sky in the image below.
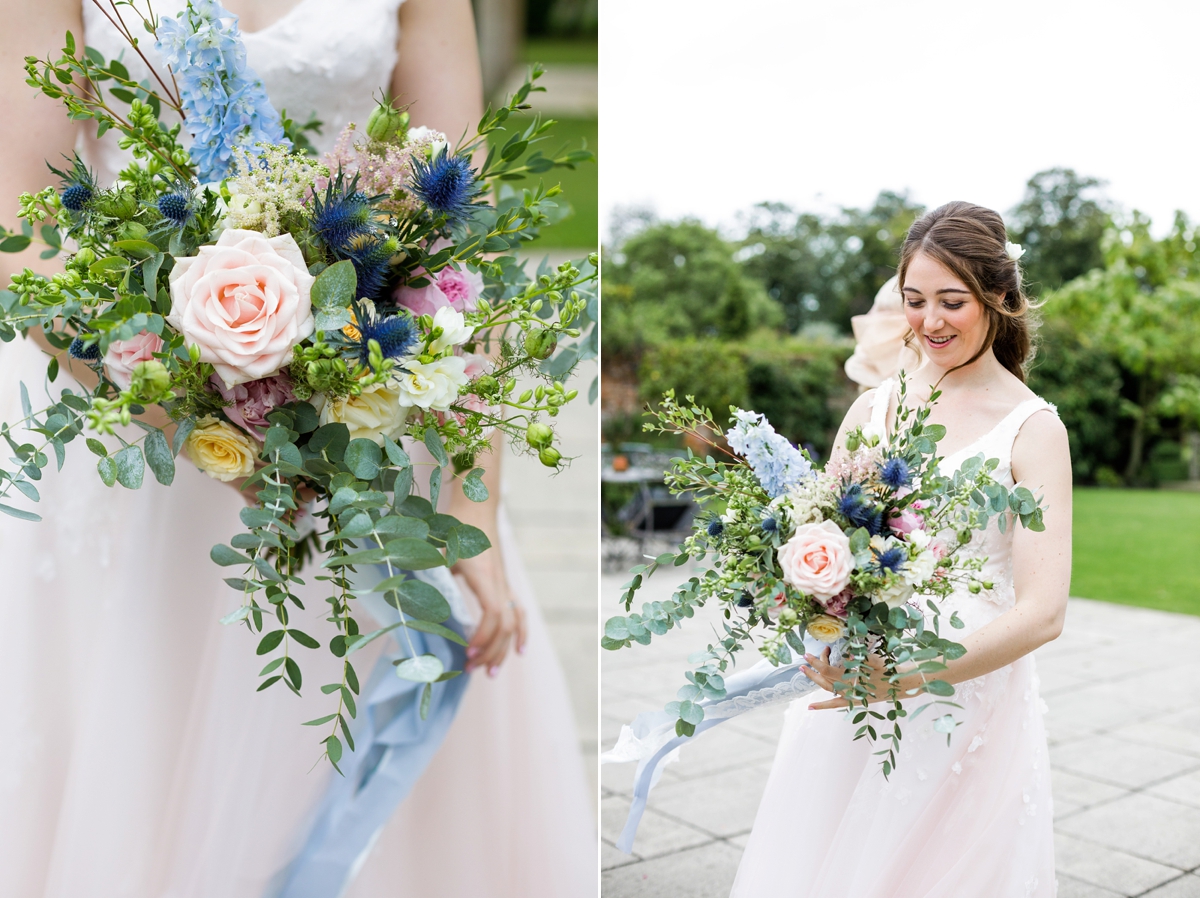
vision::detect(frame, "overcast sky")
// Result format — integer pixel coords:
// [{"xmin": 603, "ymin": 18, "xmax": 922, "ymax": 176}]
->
[{"xmin": 599, "ymin": 0, "xmax": 1200, "ymax": 239}]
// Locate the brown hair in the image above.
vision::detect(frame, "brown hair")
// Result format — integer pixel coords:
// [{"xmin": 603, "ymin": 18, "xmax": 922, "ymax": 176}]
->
[{"xmin": 898, "ymin": 201, "xmax": 1037, "ymax": 382}]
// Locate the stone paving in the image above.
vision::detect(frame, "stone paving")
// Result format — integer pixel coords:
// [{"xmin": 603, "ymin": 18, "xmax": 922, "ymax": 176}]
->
[{"xmin": 600, "ymin": 566, "xmax": 1200, "ymax": 897}]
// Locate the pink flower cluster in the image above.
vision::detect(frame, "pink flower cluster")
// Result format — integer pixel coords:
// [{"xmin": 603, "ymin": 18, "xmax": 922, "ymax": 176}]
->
[
  {"xmin": 394, "ymin": 266, "xmax": 484, "ymax": 318},
  {"xmin": 211, "ymin": 372, "xmax": 296, "ymax": 439}
]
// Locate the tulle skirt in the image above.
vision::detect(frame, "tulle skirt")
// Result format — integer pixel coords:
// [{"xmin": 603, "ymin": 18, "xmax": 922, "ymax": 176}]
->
[
  {"xmin": 731, "ymin": 652, "xmax": 1054, "ymax": 898},
  {"xmin": 0, "ymin": 335, "xmax": 594, "ymax": 897}
]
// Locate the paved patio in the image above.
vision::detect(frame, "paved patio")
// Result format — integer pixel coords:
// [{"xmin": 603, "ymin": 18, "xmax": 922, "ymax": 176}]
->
[{"xmin": 601, "ymin": 566, "xmax": 1200, "ymax": 897}]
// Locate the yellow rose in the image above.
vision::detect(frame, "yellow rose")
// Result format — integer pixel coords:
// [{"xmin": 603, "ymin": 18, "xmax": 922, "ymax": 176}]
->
[
  {"xmin": 315, "ymin": 380, "xmax": 409, "ymax": 446},
  {"xmin": 184, "ymin": 416, "xmax": 258, "ymax": 482},
  {"xmin": 806, "ymin": 614, "xmax": 847, "ymax": 644}
]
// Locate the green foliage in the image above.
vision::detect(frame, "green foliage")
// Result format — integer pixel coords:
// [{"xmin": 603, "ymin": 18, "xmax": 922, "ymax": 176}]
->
[
  {"xmin": 1008, "ymin": 168, "xmax": 1112, "ymax": 295},
  {"xmin": 737, "ymin": 192, "xmax": 925, "ymax": 332},
  {"xmin": 602, "ymin": 220, "xmax": 783, "ymax": 359}
]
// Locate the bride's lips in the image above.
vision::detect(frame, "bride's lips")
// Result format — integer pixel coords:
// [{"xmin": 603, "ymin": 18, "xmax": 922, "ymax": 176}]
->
[{"xmin": 924, "ymin": 334, "xmax": 956, "ymax": 350}]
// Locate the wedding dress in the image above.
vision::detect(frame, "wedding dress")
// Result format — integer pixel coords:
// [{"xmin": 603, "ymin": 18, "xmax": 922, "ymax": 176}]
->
[
  {"xmin": 0, "ymin": 2, "xmax": 594, "ymax": 896},
  {"xmin": 729, "ymin": 377, "xmax": 1058, "ymax": 898}
]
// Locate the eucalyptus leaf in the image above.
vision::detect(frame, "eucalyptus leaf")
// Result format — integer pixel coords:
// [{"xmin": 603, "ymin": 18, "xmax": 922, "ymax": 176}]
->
[
  {"xmin": 462, "ymin": 467, "xmax": 488, "ymax": 502},
  {"xmin": 97, "ymin": 455, "xmax": 117, "ymax": 486},
  {"xmin": 423, "ymin": 427, "xmax": 449, "ymax": 466},
  {"xmin": 344, "ymin": 438, "xmax": 382, "ymax": 481},
  {"xmin": 383, "ymin": 537, "xmax": 446, "ymax": 570},
  {"xmin": 113, "ymin": 445, "xmax": 144, "ymax": 489},
  {"xmin": 0, "ymin": 503, "xmax": 40, "ymax": 522},
  {"xmin": 143, "ymin": 428, "xmax": 175, "ymax": 485},
  {"xmin": 447, "ymin": 524, "xmax": 490, "ymax": 560},
  {"xmin": 394, "ymin": 653, "xmax": 445, "ymax": 683}
]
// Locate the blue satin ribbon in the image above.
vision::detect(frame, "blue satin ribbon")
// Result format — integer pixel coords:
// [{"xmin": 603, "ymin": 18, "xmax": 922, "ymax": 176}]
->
[{"xmin": 268, "ymin": 568, "xmax": 470, "ymax": 897}]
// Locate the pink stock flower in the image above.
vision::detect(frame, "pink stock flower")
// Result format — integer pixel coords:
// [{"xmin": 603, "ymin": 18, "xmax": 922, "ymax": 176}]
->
[
  {"xmin": 393, "ymin": 266, "xmax": 484, "ymax": 318},
  {"xmin": 103, "ymin": 331, "xmax": 164, "ymax": 390},
  {"xmin": 211, "ymin": 372, "xmax": 296, "ymax": 439},
  {"xmin": 824, "ymin": 587, "xmax": 854, "ymax": 618}
]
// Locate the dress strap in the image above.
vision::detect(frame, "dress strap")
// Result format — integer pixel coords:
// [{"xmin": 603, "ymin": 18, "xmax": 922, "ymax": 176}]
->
[
  {"xmin": 987, "ymin": 397, "xmax": 1059, "ymax": 472},
  {"xmin": 869, "ymin": 377, "xmax": 897, "ymax": 435}
]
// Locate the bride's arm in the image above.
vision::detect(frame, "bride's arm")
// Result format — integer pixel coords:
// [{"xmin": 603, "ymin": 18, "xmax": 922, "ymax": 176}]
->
[
  {"xmin": 390, "ymin": 0, "xmax": 526, "ymax": 673},
  {"xmin": 807, "ymin": 407, "xmax": 1072, "ymax": 706},
  {"xmin": 0, "ymin": 0, "xmax": 94, "ymax": 384}
]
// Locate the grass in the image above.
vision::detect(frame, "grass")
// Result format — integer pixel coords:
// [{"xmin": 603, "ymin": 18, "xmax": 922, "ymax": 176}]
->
[
  {"xmin": 487, "ymin": 114, "xmax": 597, "ymax": 249},
  {"xmin": 1071, "ymin": 488, "xmax": 1200, "ymax": 616},
  {"xmin": 522, "ymin": 37, "xmax": 598, "ymax": 65}
]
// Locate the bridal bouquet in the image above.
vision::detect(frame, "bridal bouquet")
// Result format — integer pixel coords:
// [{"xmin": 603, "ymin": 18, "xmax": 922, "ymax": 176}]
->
[
  {"xmin": 603, "ymin": 380, "xmax": 1046, "ymax": 775},
  {"xmin": 0, "ymin": 1, "xmax": 595, "ymax": 767}
]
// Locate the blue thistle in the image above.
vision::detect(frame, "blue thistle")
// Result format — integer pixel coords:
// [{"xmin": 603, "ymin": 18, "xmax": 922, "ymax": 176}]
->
[
  {"xmin": 838, "ymin": 484, "xmax": 886, "ymax": 536},
  {"xmin": 312, "ymin": 186, "xmax": 373, "ymax": 252},
  {"xmin": 68, "ymin": 336, "xmax": 100, "ymax": 361},
  {"xmin": 156, "ymin": 191, "xmax": 194, "ymax": 228},
  {"xmin": 357, "ymin": 309, "xmax": 418, "ymax": 363},
  {"xmin": 879, "ymin": 457, "xmax": 911, "ymax": 490},
  {"xmin": 410, "ymin": 147, "xmax": 481, "ymax": 221},
  {"xmin": 344, "ymin": 231, "xmax": 398, "ymax": 301},
  {"xmin": 737, "ymin": 590, "xmax": 754, "ymax": 608},
  {"xmin": 761, "ymin": 516, "xmax": 778, "ymax": 533},
  {"xmin": 62, "ymin": 184, "xmax": 94, "ymax": 212},
  {"xmin": 874, "ymin": 545, "xmax": 907, "ymax": 575},
  {"xmin": 706, "ymin": 519, "xmax": 724, "ymax": 539}
]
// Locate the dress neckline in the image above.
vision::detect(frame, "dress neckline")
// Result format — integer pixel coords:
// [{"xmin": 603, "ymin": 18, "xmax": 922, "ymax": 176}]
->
[
  {"xmin": 237, "ymin": 0, "xmax": 312, "ymax": 37},
  {"xmin": 936, "ymin": 397, "xmax": 1044, "ymax": 467}
]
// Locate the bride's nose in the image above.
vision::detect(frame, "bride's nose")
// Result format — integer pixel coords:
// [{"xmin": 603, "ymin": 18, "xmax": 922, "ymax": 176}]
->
[{"xmin": 923, "ymin": 308, "xmax": 946, "ymax": 331}]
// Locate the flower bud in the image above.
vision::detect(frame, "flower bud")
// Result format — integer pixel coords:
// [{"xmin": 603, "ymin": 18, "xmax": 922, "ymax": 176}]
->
[
  {"xmin": 845, "ymin": 432, "xmax": 860, "ymax": 452},
  {"xmin": 778, "ymin": 608, "xmax": 798, "ymax": 628},
  {"xmin": 366, "ymin": 103, "xmax": 409, "ymax": 142},
  {"xmin": 968, "ymin": 581, "xmax": 982, "ymax": 594},
  {"xmin": 129, "ymin": 359, "xmax": 171, "ymax": 402},
  {"xmin": 474, "ymin": 374, "xmax": 499, "ymax": 396},
  {"xmin": 72, "ymin": 247, "xmax": 96, "ymax": 268},
  {"xmin": 524, "ymin": 328, "xmax": 557, "ymax": 360},
  {"xmin": 525, "ymin": 422, "xmax": 553, "ymax": 449},
  {"xmin": 538, "ymin": 446, "xmax": 561, "ymax": 467},
  {"xmin": 116, "ymin": 220, "xmax": 149, "ymax": 242}
]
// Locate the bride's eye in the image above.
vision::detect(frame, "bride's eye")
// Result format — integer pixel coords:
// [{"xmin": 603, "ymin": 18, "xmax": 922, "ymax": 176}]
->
[
  {"xmin": 943, "ymin": 301, "xmax": 965, "ymax": 310},
  {"xmin": 905, "ymin": 299, "xmax": 924, "ymax": 308}
]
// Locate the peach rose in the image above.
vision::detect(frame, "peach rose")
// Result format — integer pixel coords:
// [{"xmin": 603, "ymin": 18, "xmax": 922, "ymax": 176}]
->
[
  {"xmin": 167, "ymin": 228, "xmax": 315, "ymax": 387},
  {"xmin": 777, "ymin": 520, "xmax": 853, "ymax": 602},
  {"xmin": 103, "ymin": 331, "xmax": 164, "ymax": 390}
]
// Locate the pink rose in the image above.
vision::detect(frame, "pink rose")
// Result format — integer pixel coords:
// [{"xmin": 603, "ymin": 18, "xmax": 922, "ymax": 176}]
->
[
  {"xmin": 888, "ymin": 507, "xmax": 924, "ymax": 536},
  {"xmin": 104, "ymin": 331, "xmax": 164, "ymax": 390},
  {"xmin": 211, "ymin": 372, "xmax": 296, "ymax": 439},
  {"xmin": 777, "ymin": 520, "xmax": 853, "ymax": 601},
  {"xmin": 824, "ymin": 587, "xmax": 854, "ymax": 618},
  {"xmin": 393, "ymin": 266, "xmax": 484, "ymax": 318},
  {"xmin": 167, "ymin": 229, "xmax": 315, "ymax": 387}
]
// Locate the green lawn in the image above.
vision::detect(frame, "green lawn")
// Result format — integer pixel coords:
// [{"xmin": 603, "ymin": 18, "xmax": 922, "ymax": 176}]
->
[
  {"xmin": 1071, "ymin": 488, "xmax": 1200, "ymax": 615},
  {"xmin": 487, "ymin": 114, "xmax": 597, "ymax": 249},
  {"xmin": 522, "ymin": 37, "xmax": 598, "ymax": 65}
]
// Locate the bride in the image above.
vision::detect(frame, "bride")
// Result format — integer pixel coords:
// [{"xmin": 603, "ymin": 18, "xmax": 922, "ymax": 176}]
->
[
  {"xmin": 0, "ymin": 1, "xmax": 594, "ymax": 895},
  {"xmin": 731, "ymin": 202, "xmax": 1071, "ymax": 897}
]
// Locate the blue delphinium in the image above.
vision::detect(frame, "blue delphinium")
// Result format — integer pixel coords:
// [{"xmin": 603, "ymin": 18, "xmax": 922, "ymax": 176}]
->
[
  {"xmin": 873, "ymin": 544, "xmax": 907, "ymax": 575},
  {"xmin": 156, "ymin": 0, "xmax": 288, "ymax": 181},
  {"xmin": 68, "ymin": 336, "xmax": 100, "ymax": 361},
  {"xmin": 410, "ymin": 147, "xmax": 481, "ymax": 221},
  {"xmin": 879, "ymin": 456, "xmax": 911, "ymax": 491},
  {"xmin": 726, "ymin": 410, "xmax": 814, "ymax": 499},
  {"xmin": 356, "ymin": 307, "xmax": 418, "ymax": 364}
]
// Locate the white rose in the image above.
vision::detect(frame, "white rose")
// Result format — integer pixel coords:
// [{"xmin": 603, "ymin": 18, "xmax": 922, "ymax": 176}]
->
[
  {"xmin": 909, "ymin": 528, "xmax": 931, "ymax": 550},
  {"xmin": 313, "ymin": 381, "xmax": 409, "ymax": 446},
  {"xmin": 877, "ymin": 578, "xmax": 915, "ymax": 608},
  {"xmin": 904, "ymin": 549, "xmax": 937, "ymax": 586},
  {"xmin": 394, "ymin": 356, "xmax": 469, "ymax": 411},
  {"xmin": 429, "ymin": 306, "xmax": 473, "ymax": 353}
]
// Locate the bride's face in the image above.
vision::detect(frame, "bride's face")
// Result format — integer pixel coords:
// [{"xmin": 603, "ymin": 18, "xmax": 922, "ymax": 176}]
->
[{"xmin": 901, "ymin": 251, "xmax": 990, "ymax": 368}]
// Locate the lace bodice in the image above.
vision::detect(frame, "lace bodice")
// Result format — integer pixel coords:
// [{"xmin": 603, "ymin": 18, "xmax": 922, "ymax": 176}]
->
[
  {"xmin": 869, "ymin": 377, "xmax": 1058, "ymax": 634},
  {"xmin": 81, "ymin": 0, "xmax": 406, "ymax": 183}
]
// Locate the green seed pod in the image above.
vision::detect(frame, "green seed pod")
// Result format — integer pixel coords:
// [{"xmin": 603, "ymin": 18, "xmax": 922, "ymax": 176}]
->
[
  {"xmin": 72, "ymin": 247, "xmax": 96, "ymax": 268},
  {"xmin": 525, "ymin": 422, "xmax": 553, "ymax": 449},
  {"xmin": 524, "ymin": 328, "xmax": 557, "ymax": 360},
  {"xmin": 968, "ymin": 581, "xmax": 982, "ymax": 594},
  {"xmin": 538, "ymin": 446, "xmax": 561, "ymax": 468},
  {"xmin": 474, "ymin": 374, "xmax": 499, "ymax": 396},
  {"xmin": 129, "ymin": 359, "xmax": 171, "ymax": 402},
  {"xmin": 366, "ymin": 103, "xmax": 409, "ymax": 142},
  {"xmin": 778, "ymin": 608, "xmax": 798, "ymax": 628},
  {"xmin": 116, "ymin": 220, "xmax": 149, "ymax": 242}
]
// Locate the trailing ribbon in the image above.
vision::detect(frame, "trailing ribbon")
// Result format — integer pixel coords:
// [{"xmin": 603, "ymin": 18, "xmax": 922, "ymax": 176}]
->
[
  {"xmin": 269, "ymin": 566, "xmax": 472, "ymax": 897},
  {"xmin": 602, "ymin": 634, "xmax": 841, "ymax": 853}
]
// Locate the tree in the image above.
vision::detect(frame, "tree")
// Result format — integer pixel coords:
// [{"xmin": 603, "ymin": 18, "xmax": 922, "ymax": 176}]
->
[
  {"xmin": 601, "ymin": 220, "xmax": 783, "ymax": 362},
  {"xmin": 1046, "ymin": 212, "xmax": 1200, "ymax": 481},
  {"xmin": 1008, "ymin": 168, "xmax": 1112, "ymax": 295},
  {"xmin": 737, "ymin": 192, "xmax": 924, "ymax": 333}
]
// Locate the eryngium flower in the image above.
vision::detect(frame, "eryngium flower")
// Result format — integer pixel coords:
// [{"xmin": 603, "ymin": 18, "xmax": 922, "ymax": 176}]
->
[
  {"xmin": 879, "ymin": 456, "xmax": 911, "ymax": 490},
  {"xmin": 838, "ymin": 484, "xmax": 885, "ymax": 535},
  {"xmin": 61, "ymin": 184, "xmax": 93, "ymax": 212},
  {"xmin": 68, "ymin": 336, "xmax": 100, "ymax": 361},
  {"xmin": 410, "ymin": 148, "xmax": 481, "ymax": 221},
  {"xmin": 343, "ymin": 231, "xmax": 399, "ymax": 301},
  {"xmin": 873, "ymin": 545, "xmax": 907, "ymax": 574},
  {"xmin": 157, "ymin": 191, "xmax": 194, "ymax": 227},
  {"xmin": 311, "ymin": 188, "xmax": 372, "ymax": 252},
  {"xmin": 357, "ymin": 308, "xmax": 418, "ymax": 364},
  {"xmin": 706, "ymin": 519, "xmax": 724, "ymax": 538}
]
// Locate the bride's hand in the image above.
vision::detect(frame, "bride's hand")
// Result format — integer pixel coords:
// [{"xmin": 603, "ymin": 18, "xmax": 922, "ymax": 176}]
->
[
  {"xmin": 803, "ymin": 648, "xmax": 904, "ymax": 711},
  {"xmin": 455, "ymin": 548, "xmax": 527, "ymax": 676}
]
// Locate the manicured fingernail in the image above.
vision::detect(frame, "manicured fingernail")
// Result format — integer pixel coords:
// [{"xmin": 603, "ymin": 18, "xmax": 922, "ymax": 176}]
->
[
  {"xmin": 488, "ymin": 666, "xmax": 498, "ymax": 678},
  {"xmin": 466, "ymin": 647, "xmax": 479, "ymax": 658},
  {"xmin": 517, "ymin": 644, "xmax": 525, "ymax": 656}
]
